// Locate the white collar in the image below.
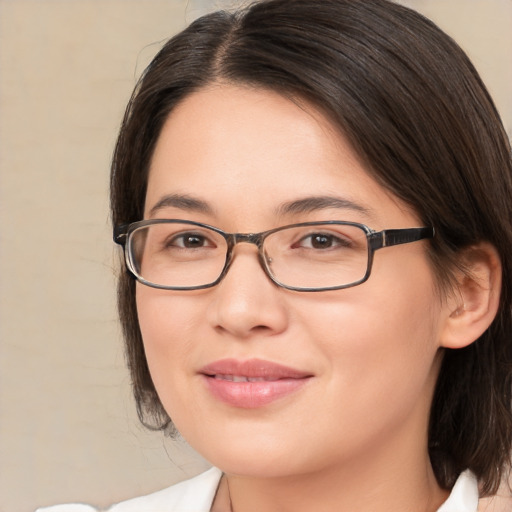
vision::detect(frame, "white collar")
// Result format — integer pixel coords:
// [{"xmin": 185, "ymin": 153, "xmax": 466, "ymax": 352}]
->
[
  {"xmin": 437, "ymin": 470, "xmax": 479, "ymax": 512},
  {"xmin": 53, "ymin": 467, "xmax": 478, "ymax": 512}
]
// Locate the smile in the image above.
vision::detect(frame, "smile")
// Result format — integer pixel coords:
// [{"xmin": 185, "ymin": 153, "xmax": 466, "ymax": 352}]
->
[
  {"xmin": 214, "ymin": 375, "xmax": 276, "ymax": 382},
  {"xmin": 200, "ymin": 359, "xmax": 313, "ymax": 408}
]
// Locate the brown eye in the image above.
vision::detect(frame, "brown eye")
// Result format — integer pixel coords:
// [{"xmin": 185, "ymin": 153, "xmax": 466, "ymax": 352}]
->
[
  {"xmin": 167, "ymin": 232, "xmax": 215, "ymax": 249},
  {"xmin": 311, "ymin": 234, "xmax": 333, "ymax": 249},
  {"xmin": 181, "ymin": 235, "xmax": 207, "ymax": 248},
  {"xmin": 294, "ymin": 233, "xmax": 352, "ymax": 250}
]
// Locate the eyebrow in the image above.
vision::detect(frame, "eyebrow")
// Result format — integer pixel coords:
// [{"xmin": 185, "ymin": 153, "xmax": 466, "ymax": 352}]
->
[
  {"xmin": 148, "ymin": 193, "xmax": 215, "ymax": 217},
  {"xmin": 276, "ymin": 195, "xmax": 375, "ymax": 218},
  {"xmin": 148, "ymin": 193, "xmax": 374, "ymax": 221}
]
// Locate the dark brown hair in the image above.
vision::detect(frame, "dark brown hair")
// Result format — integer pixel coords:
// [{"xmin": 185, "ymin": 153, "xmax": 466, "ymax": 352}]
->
[{"xmin": 111, "ymin": 0, "xmax": 512, "ymax": 494}]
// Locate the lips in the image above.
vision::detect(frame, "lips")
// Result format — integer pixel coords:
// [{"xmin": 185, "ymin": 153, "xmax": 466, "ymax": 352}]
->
[{"xmin": 199, "ymin": 358, "xmax": 313, "ymax": 408}]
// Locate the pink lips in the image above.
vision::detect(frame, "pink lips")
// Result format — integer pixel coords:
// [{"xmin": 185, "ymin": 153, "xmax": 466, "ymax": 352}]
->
[{"xmin": 199, "ymin": 358, "xmax": 312, "ymax": 408}]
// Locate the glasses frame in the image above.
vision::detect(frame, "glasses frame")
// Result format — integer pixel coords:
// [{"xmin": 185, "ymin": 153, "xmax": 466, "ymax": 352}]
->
[{"xmin": 114, "ymin": 219, "xmax": 434, "ymax": 292}]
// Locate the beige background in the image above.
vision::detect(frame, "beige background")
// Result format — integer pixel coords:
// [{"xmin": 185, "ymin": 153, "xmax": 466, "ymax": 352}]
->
[{"xmin": 0, "ymin": 1, "xmax": 511, "ymax": 511}]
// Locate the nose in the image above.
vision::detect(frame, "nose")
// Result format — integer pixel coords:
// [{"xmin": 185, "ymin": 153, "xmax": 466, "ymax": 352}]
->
[{"xmin": 206, "ymin": 244, "xmax": 289, "ymax": 339}]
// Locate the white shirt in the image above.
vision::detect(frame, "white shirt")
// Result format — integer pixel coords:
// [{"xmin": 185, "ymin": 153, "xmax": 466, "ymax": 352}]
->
[{"xmin": 37, "ymin": 467, "xmax": 479, "ymax": 512}]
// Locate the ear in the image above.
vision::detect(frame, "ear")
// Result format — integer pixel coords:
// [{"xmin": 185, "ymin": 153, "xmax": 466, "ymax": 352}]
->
[{"xmin": 440, "ymin": 242, "xmax": 502, "ymax": 349}]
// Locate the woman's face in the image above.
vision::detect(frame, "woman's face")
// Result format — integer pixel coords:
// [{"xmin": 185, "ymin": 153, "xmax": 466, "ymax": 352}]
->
[{"xmin": 136, "ymin": 84, "xmax": 449, "ymax": 478}]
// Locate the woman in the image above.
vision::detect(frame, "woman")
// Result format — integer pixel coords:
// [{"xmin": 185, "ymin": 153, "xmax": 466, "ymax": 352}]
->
[{"xmin": 40, "ymin": 0, "xmax": 512, "ymax": 510}]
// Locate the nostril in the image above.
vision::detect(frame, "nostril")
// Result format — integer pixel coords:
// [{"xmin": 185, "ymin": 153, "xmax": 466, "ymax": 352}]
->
[{"xmin": 253, "ymin": 324, "xmax": 272, "ymax": 331}]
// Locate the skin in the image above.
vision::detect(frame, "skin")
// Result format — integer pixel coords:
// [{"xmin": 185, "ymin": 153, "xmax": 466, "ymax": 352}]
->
[{"xmin": 136, "ymin": 84, "xmax": 491, "ymax": 512}]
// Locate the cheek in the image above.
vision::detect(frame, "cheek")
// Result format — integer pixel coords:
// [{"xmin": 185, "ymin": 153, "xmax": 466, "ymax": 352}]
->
[
  {"xmin": 302, "ymin": 292, "xmax": 439, "ymax": 380},
  {"xmin": 297, "ymin": 255, "xmax": 444, "ymax": 412},
  {"xmin": 135, "ymin": 285, "xmax": 200, "ymax": 408}
]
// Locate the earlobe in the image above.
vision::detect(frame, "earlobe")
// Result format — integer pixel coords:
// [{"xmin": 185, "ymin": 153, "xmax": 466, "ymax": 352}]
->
[{"xmin": 440, "ymin": 243, "xmax": 502, "ymax": 349}]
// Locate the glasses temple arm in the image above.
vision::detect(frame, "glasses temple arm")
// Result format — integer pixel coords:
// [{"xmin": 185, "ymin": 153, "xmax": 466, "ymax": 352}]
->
[
  {"xmin": 113, "ymin": 224, "xmax": 129, "ymax": 245},
  {"xmin": 369, "ymin": 227, "xmax": 435, "ymax": 250}
]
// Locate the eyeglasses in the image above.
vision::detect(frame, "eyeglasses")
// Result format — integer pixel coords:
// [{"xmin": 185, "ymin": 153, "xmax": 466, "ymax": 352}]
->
[{"xmin": 114, "ymin": 220, "xmax": 434, "ymax": 292}]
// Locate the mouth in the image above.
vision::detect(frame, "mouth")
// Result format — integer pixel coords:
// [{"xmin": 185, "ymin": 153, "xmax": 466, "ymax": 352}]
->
[
  {"xmin": 213, "ymin": 375, "xmax": 279, "ymax": 382},
  {"xmin": 199, "ymin": 358, "xmax": 313, "ymax": 408}
]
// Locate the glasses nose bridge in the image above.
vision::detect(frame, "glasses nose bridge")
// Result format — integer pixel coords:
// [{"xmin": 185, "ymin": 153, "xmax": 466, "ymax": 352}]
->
[
  {"xmin": 224, "ymin": 232, "xmax": 269, "ymax": 276},
  {"xmin": 232, "ymin": 232, "xmax": 265, "ymax": 248}
]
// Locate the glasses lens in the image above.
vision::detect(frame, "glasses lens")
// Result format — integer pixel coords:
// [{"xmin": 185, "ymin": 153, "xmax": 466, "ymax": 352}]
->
[
  {"xmin": 128, "ymin": 222, "xmax": 227, "ymax": 288},
  {"xmin": 264, "ymin": 223, "xmax": 369, "ymax": 289}
]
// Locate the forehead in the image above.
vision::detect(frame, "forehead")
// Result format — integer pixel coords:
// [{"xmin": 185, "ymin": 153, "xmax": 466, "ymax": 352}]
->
[
  {"xmin": 145, "ymin": 84, "xmax": 418, "ymax": 229},
  {"xmin": 150, "ymin": 83, "xmax": 351, "ymax": 173}
]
